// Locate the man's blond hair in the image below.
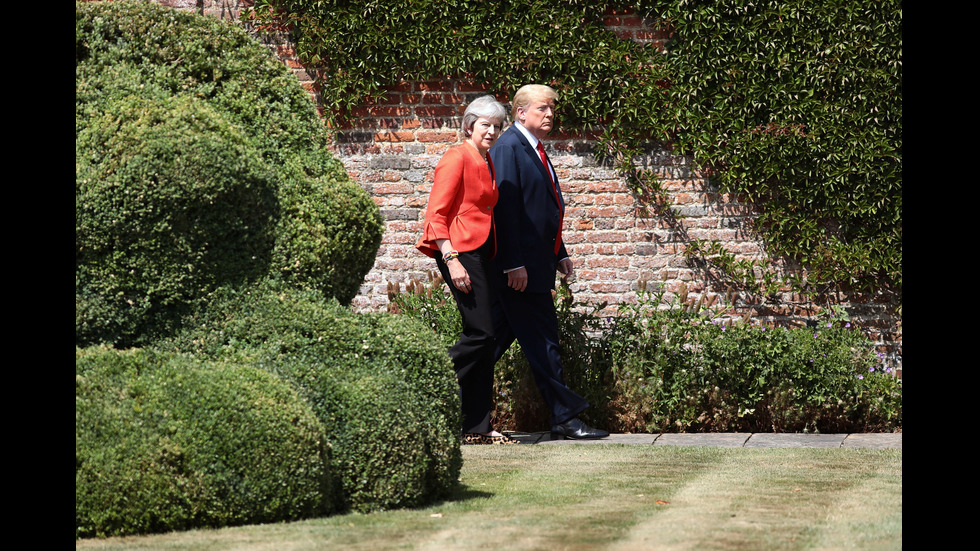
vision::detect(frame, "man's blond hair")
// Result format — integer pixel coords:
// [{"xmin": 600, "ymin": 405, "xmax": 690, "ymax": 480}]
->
[{"xmin": 511, "ymin": 84, "xmax": 559, "ymax": 120}]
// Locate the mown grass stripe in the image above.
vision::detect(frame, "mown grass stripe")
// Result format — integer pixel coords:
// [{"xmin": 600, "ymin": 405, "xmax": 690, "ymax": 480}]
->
[{"xmin": 75, "ymin": 446, "xmax": 901, "ymax": 551}]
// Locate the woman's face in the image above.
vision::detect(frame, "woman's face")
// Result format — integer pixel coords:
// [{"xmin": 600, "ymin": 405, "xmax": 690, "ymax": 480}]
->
[{"xmin": 468, "ymin": 117, "xmax": 503, "ymax": 154}]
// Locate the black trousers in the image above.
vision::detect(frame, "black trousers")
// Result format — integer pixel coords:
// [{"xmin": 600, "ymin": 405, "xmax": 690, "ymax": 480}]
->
[
  {"xmin": 435, "ymin": 240, "xmax": 496, "ymax": 434},
  {"xmin": 492, "ymin": 287, "xmax": 589, "ymax": 426}
]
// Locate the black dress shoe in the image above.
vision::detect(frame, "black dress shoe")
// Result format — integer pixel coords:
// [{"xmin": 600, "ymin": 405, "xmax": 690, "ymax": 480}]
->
[{"xmin": 551, "ymin": 418, "xmax": 610, "ymax": 439}]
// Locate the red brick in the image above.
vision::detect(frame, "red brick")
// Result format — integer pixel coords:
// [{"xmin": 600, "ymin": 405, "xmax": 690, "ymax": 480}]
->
[
  {"xmin": 426, "ymin": 144, "xmax": 452, "ymax": 155},
  {"xmin": 387, "ymin": 81, "xmax": 413, "ymax": 92},
  {"xmin": 416, "ymin": 106, "xmax": 456, "ymax": 117},
  {"xmin": 417, "ymin": 131, "xmax": 458, "ymax": 142},
  {"xmin": 374, "ymin": 131, "xmax": 415, "ymax": 142},
  {"xmin": 370, "ymin": 106, "xmax": 412, "ymax": 117},
  {"xmin": 459, "ymin": 81, "xmax": 490, "ymax": 92},
  {"xmin": 374, "ymin": 118, "xmax": 403, "ymax": 130}
]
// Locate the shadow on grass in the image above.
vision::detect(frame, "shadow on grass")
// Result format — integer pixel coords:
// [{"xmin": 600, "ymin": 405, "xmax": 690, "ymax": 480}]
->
[{"xmin": 427, "ymin": 483, "xmax": 494, "ymax": 508}]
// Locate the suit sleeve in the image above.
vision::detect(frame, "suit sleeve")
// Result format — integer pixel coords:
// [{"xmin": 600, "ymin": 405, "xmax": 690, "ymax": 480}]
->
[
  {"xmin": 418, "ymin": 148, "xmax": 464, "ymax": 255},
  {"xmin": 489, "ymin": 142, "xmax": 524, "ymax": 271}
]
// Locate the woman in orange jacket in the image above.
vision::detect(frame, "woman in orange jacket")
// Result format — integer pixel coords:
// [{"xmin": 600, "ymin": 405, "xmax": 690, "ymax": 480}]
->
[{"xmin": 417, "ymin": 95, "xmax": 515, "ymax": 444}]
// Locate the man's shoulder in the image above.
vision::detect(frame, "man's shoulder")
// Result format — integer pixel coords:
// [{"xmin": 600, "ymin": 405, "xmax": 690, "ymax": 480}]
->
[
  {"xmin": 491, "ymin": 128, "xmax": 528, "ymax": 161},
  {"xmin": 497, "ymin": 126, "xmax": 527, "ymax": 147}
]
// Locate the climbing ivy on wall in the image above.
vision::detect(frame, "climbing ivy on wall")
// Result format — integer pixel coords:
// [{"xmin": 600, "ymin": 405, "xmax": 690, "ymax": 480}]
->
[
  {"xmin": 246, "ymin": 0, "xmax": 902, "ymax": 304},
  {"xmin": 649, "ymin": 0, "xmax": 902, "ymax": 303},
  {"xmin": 248, "ymin": 0, "xmax": 666, "ymax": 135}
]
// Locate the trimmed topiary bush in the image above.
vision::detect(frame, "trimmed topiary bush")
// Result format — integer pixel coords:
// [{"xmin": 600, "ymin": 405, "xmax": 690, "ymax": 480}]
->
[
  {"xmin": 75, "ymin": 0, "xmax": 383, "ymax": 347},
  {"xmin": 270, "ymin": 167, "xmax": 384, "ymax": 306},
  {"xmin": 162, "ymin": 282, "xmax": 463, "ymax": 512},
  {"xmin": 76, "ymin": 94, "xmax": 278, "ymax": 346},
  {"xmin": 75, "ymin": 2, "xmax": 457, "ymax": 535},
  {"xmin": 278, "ymin": 363, "xmax": 446, "ymax": 512},
  {"xmin": 75, "ymin": 346, "xmax": 333, "ymax": 538}
]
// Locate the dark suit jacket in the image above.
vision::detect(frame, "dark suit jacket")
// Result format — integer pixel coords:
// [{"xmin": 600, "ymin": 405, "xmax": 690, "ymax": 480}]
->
[{"xmin": 489, "ymin": 125, "xmax": 568, "ymax": 293}]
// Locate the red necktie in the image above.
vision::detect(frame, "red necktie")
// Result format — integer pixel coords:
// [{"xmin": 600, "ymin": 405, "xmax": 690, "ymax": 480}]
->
[{"xmin": 537, "ymin": 141, "xmax": 563, "ymax": 255}]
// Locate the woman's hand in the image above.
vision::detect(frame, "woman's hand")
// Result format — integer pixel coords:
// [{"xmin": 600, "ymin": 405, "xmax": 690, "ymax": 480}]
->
[{"xmin": 448, "ymin": 259, "xmax": 472, "ymax": 294}]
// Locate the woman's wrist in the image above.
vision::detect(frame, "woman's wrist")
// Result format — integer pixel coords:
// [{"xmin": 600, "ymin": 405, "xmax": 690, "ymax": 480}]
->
[{"xmin": 442, "ymin": 250, "xmax": 459, "ymax": 262}]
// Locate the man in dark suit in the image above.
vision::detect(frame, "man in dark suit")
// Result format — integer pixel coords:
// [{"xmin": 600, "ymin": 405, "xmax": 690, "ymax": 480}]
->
[{"xmin": 489, "ymin": 84, "xmax": 609, "ymax": 439}]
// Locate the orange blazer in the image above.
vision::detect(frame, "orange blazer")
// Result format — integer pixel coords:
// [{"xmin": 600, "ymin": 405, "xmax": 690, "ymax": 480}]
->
[{"xmin": 417, "ymin": 143, "xmax": 497, "ymax": 258}]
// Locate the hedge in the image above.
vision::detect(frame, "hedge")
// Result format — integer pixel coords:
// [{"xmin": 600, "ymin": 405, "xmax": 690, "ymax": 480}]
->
[
  {"xmin": 75, "ymin": 0, "xmax": 383, "ymax": 348},
  {"xmin": 608, "ymin": 291, "xmax": 903, "ymax": 433},
  {"xmin": 75, "ymin": 346, "xmax": 332, "ymax": 538},
  {"xmin": 162, "ymin": 283, "xmax": 463, "ymax": 512},
  {"xmin": 77, "ymin": 287, "xmax": 464, "ymax": 537},
  {"xmin": 75, "ymin": 2, "xmax": 460, "ymax": 535},
  {"xmin": 76, "ymin": 94, "xmax": 278, "ymax": 346}
]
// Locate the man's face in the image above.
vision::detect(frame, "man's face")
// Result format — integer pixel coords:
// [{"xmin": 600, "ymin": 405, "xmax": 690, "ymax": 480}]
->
[{"xmin": 519, "ymin": 98, "xmax": 555, "ymax": 140}]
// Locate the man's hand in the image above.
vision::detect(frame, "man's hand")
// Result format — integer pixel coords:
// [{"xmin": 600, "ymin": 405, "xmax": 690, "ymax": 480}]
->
[
  {"xmin": 558, "ymin": 257, "xmax": 575, "ymax": 283},
  {"xmin": 507, "ymin": 267, "xmax": 528, "ymax": 292}
]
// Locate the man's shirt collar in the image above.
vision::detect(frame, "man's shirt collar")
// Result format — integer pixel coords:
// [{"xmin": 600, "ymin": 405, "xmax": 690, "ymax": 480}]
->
[{"xmin": 514, "ymin": 121, "xmax": 540, "ymax": 149}]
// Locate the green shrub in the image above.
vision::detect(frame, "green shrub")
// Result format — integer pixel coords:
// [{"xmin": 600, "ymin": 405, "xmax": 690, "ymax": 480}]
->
[
  {"xmin": 609, "ymin": 291, "xmax": 902, "ymax": 433},
  {"xmin": 389, "ymin": 278, "xmax": 901, "ymax": 433},
  {"xmin": 75, "ymin": 346, "xmax": 331, "ymax": 538},
  {"xmin": 270, "ymin": 168, "xmax": 383, "ymax": 306},
  {"xmin": 276, "ymin": 363, "xmax": 446, "ymax": 512},
  {"xmin": 162, "ymin": 283, "xmax": 462, "ymax": 512},
  {"xmin": 75, "ymin": 1, "xmax": 383, "ymax": 347},
  {"xmin": 76, "ymin": 0, "xmax": 331, "ymax": 167},
  {"xmin": 76, "ymin": 94, "xmax": 278, "ymax": 347}
]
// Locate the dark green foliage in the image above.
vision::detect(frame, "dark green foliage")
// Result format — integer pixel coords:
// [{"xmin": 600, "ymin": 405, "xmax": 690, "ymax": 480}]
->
[
  {"xmin": 163, "ymin": 282, "xmax": 462, "ymax": 512},
  {"xmin": 75, "ymin": 2, "xmax": 450, "ymax": 536},
  {"xmin": 75, "ymin": 347, "xmax": 331, "ymax": 538},
  {"xmin": 248, "ymin": 0, "xmax": 666, "ymax": 135},
  {"xmin": 76, "ymin": 1, "xmax": 383, "ymax": 347},
  {"xmin": 76, "ymin": 0, "xmax": 333, "ymax": 167},
  {"xmin": 251, "ymin": 0, "xmax": 901, "ymax": 302},
  {"xmin": 271, "ymin": 170, "xmax": 383, "ymax": 306},
  {"xmin": 76, "ymin": 95, "xmax": 278, "ymax": 346},
  {"xmin": 390, "ymin": 280, "xmax": 901, "ymax": 433},
  {"xmin": 609, "ymin": 291, "xmax": 902, "ymax": 433},
  {"xmin": 648, "ymin": 0, "xmax": 902, "ymax": 299},
  {"xmin": 292, "ymin": 367, "xmax": 446, "ymax": 512}
]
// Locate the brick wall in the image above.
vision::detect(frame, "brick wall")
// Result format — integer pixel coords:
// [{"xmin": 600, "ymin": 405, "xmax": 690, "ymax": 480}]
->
[{"xmin": 127, "ymin": 1, "xmax": 903, "ymax": 377}]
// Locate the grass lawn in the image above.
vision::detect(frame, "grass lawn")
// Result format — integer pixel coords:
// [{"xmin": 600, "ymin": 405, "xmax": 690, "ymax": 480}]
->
[{"xmin": 76, "ymin": 445, "xmax": 901, "ymax": 550}]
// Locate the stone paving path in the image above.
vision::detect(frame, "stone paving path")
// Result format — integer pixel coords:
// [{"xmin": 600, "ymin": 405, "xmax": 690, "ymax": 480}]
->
[{"xmin": 505, "ymin": 432, "xmax": 902, "ymax": 449}]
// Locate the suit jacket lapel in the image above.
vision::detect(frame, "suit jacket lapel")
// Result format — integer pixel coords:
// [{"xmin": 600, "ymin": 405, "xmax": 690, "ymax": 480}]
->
[{"xmin": 513, "ymin": 129, "xmax": 561, "ymax": 207}]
